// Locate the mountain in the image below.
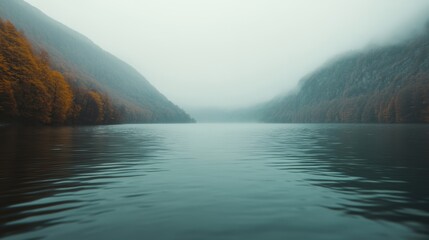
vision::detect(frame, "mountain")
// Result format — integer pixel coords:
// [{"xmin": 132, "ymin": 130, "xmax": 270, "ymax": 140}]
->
[
  {"xmin": 262, "ymin": 26, "xmax": 429, "ymax": 123},
  {"xmin": 0, "ymin": 0, "xmax": 193, "ymax": 123},
  {"xmin": 0, "ymin": 19, "xmax": 71, "ymax": 124}
]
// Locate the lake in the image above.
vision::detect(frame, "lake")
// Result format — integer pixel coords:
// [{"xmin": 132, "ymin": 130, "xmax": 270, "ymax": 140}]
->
[{"xmin": 1, "ymin": 124, "xmax": 429, "ymax": 239}]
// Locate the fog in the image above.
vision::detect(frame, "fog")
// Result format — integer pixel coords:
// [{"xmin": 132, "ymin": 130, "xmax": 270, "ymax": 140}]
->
[{"xmin": 25, "ymin": 0, "xmax": 429, "ymax": 109}]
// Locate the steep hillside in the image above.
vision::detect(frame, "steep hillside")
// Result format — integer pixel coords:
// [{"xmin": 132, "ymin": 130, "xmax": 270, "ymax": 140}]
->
[
  {"xmin": 262, "ymin": 27, "xmax": 429, "ymax": 123},
  {"xmin": 0, "ymin": 19, "xmax": 124, "ymax": 124},
  {"xmin": 0, "ymin": 0, "xmax": 193, "ymax": 123}
]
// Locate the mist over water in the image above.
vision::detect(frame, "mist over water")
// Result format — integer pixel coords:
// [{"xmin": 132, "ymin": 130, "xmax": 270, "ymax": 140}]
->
[
  {"xmin": 1, "ymin": 124, "xmax": 429, "ymax": 239},
  {"xmin": 2, "ymin": 1, "xmax": 429, "ymax": 239},
  {"xmin": 24, "ymin": 0, "xmax": 429, "ymax": 109}
]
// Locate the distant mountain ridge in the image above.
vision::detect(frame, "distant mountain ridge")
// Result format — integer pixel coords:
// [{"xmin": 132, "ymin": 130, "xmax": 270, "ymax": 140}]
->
[
  {"xmin": 261, "ymin": 26, "xmax": 429, "ymax": 123},
  {"xmin": 0, "ymin": 0, "xmax": 193, "ymax": 123}
]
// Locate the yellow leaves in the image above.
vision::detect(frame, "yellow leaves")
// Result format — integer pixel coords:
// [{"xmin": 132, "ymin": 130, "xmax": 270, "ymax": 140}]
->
[
  {"xmin": 0, "ymin": 53, "xmax": 7, "ymax": 75},
  {"xmin": 50, "ymin": 71, "xmax": 73, "ymax": 123},
  {"xmin": 0, "ymin": 18, "xmax": 121, "ymax": 125},
  {"xmin": 15, "ymin": 78, "xmax": 52, "ymax": 123},
  {"xmin": 0, "ymin": 18, "xmax": 74, "ymax": 124},
  {"xmin": 83, "ymin": 91, "xmax": 104, "ymax": 124},
  {"xmin": 0, "ymin": 80, "xmax": 17, "ymax": 116}
]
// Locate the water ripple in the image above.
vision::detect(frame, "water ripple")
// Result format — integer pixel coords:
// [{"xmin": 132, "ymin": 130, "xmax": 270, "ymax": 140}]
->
[{"xmin": 1, "ymin": 124, "xmax": 429, "ymax": 239}]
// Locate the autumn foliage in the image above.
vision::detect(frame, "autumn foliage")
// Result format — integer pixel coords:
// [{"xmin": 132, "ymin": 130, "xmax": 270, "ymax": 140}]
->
[{"xmin": 0, "ymin": 19, "xmax": 119, "ymax": 124}]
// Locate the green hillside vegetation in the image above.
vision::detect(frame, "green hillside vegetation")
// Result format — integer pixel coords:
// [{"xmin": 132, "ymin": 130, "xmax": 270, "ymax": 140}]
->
[{"xmin": 263, "ymin": 27, "xmax": 429, "ymax": 123}]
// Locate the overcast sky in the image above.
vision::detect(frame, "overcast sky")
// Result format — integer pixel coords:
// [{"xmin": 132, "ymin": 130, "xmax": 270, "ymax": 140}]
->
[{"xmin": 25, "ymin": 0, "xmax": 429, "ymax": 109}]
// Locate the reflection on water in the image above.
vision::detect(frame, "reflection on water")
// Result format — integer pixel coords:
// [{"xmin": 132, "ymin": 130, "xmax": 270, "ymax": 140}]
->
[
  {"xmin": 0, "ymin": 125, "xmax": 165, "ymax": 237},
  {"xmin": 0, "ymin": 124, "xmax": 428, "ymax": 240},
  {"xmin": 262, "ymin": 125, "xmax": 429, "ymax": 236}
]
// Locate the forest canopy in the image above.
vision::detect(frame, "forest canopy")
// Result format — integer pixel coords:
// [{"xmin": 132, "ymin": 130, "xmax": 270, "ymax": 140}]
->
[
  {"xmin": 262, "ymin": 27, "xmax": 429, "ymax": 124},
  {"xmin": 0, "ymin": 19, "xmax": 119, "ymax": 124}
]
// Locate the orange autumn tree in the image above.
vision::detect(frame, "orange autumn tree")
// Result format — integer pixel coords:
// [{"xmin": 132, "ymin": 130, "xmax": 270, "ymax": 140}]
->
[
  {"xmin": 0, "ymin": 19, "xmax": 124, "ymax": 125},
  {"xmin": 49, "ymin": 71, "xmax": 73, "ymax": 123},
  {"xmin": 0, "ymin": 18, "xmax": 74, "ymax": 124}
]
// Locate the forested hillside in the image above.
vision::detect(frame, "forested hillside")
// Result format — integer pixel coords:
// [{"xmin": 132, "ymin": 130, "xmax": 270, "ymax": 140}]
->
[
  {"xmin": 0, "ymin": 19, "xmax": 122, "ymax": 124},
  {"xmin": 0, "ymin": 0, "xmax": 193, "ymax": 123},
  {"xmin": 262, "ymin": 26, "xmax": 429, "ymax": 123}
]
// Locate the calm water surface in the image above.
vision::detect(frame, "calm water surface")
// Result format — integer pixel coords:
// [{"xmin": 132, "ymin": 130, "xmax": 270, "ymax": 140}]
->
[{"xmin": 0, "ymin": 124, "xmax": 429, "ymax": 239}]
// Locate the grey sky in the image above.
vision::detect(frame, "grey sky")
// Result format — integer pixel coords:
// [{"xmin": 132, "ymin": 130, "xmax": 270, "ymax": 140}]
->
[{"xmin": 24, "ymin": 0, "xmax": 429, "ymax": 109}]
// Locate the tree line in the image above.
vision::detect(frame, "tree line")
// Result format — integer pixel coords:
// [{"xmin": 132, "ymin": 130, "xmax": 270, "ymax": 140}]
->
[
  {"xmin": 263, "ymin": 28, "xmax": 429, "ymax": 123},
  {"xmin": 0, "ymin": 19, "xmax": 121, "ymax": 124}
]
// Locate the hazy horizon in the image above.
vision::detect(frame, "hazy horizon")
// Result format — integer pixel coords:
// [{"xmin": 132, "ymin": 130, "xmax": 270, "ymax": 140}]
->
[
  {"xmin": 24, "ymin": 0, "xmax": 429, "ymax": 109},
  {"xmin": 2, "ymin": 2, "xmax": 429, "ymax": 238}
]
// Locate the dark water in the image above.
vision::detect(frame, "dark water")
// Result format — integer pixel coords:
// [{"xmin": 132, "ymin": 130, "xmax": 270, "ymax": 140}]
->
[{"xmin": 1, "ymin": 124, "xmax": 429, "ymax": 240}]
